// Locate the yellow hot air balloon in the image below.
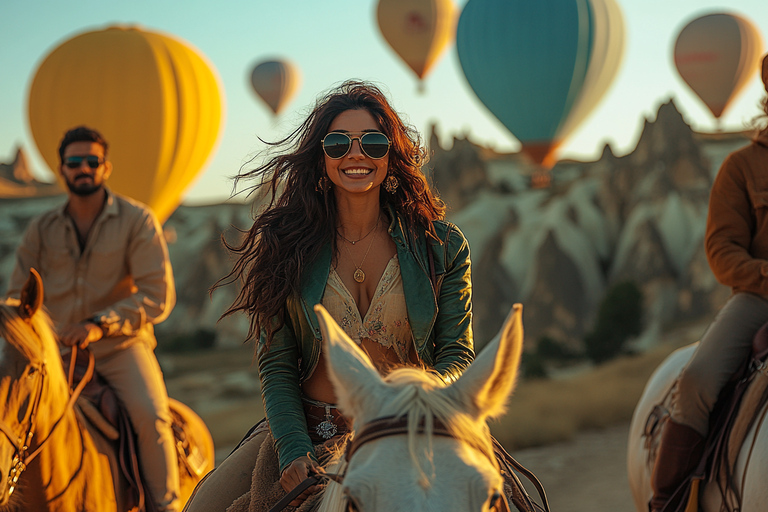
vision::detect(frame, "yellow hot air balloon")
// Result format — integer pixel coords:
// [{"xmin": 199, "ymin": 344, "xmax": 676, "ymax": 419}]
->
[
  {"xmin": 27, "ymin": 25, "xmax": 224, "ymax": 222},
  {"xmin": 249, "ymin": 59, "xmax": 301, "ymax": 115},
  {"xmin": 674, "ymin": 13, "xmax": 764, "ymax": 120},
  {"xmin": 376, "ymin": 0, "xmax": 457, "ymax": 83}
]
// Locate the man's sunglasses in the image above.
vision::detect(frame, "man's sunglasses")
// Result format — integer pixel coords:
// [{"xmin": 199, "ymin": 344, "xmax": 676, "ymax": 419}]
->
[
  {"xmin": 64, "ymin": 155, "xmax": 104, "ymax": 169},
  {"xmin": 321, "ymin": 132, "xmax": 391, "ymax": 159}
]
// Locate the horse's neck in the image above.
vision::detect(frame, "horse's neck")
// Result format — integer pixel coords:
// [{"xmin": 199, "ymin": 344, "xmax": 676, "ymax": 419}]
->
[
  {"xmin": 26, "ymin": 372, "xmax": 120, "ymax": 511},
  {"xmin": 24, "ymin": 411, "xmax": 84, "ymax": 509}
]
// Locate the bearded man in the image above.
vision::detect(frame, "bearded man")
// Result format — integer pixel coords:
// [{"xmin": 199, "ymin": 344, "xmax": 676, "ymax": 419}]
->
[{"xmin": 7, "ymin": 126, "xmax": 181, "ymax": 511}]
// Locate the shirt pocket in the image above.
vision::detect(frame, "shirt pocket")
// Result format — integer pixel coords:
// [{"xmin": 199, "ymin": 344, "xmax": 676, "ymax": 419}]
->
[
  {"xmin": 748, "ymin": 190, "xmax": 768, "ymax": 210},
  {"xmin": 87, "ymin": 246, "xmax": 127, "ymax": 286},
  {"xmin": 41, "ymin": 246, "xmax": 75, "ymax": 290}
]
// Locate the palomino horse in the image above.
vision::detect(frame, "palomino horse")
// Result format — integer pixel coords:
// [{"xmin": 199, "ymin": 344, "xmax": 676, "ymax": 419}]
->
[
  {"xmin": 627, "ymin": 343, "xmax": 768, "ymax": 512},
  {"xmin": 0, "ymin": 271, "xmax": 214, "ymax": 511},
  {"xmin": 313, "ymin": 303, "xmax": 527, "ymax": 512}
]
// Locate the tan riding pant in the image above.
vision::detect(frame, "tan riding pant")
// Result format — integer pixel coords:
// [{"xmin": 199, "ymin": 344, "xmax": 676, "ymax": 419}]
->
[
  {"xmin": 671, "ymin": 292, "xmax": 768, "ymax": 436},
  {"xmin": 95, "ymin": 341, "xmax": 180, "ymax": 511},
  {"xmin": 183, "ymin": 428, "xmax": 267, "ymax": 512}
]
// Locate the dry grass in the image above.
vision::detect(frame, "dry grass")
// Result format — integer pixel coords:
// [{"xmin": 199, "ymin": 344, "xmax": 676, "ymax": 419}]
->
[{"xmin": 492, "ymin": 335, "xmax": 696, "ymax": 449}]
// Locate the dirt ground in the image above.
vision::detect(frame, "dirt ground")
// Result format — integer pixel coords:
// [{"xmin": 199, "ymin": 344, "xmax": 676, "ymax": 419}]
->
[{"xmin": 513, "ymin": 423, "xmax": 637, "ymax": 512}]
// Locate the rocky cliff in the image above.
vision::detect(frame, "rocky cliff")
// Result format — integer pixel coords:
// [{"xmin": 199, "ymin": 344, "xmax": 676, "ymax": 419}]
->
[{"xmin": 0, "ymin": 99, "xmax": 754, "ymax": 351}]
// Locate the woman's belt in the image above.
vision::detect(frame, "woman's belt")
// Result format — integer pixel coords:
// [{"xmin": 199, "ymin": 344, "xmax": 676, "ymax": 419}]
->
[{"xmin": 302, "ymin": 396, "xmax": 352, "ymax": 443}]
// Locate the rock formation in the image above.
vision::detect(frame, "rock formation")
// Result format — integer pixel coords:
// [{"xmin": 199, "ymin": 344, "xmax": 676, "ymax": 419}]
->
[{"xmin": 0, "ymin": 100, "xmax": 751, "ymax": 351}]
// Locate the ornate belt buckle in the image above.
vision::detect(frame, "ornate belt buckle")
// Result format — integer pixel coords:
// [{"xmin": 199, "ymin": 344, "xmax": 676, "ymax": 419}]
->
[{"xmin": 315, "ymin": 405, "xmax": 338, "ymax": 440}]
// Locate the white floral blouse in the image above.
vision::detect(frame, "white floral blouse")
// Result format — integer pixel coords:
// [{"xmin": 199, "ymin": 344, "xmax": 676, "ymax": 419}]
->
[{"xmin": 322, "ymin": 255, "xmax": 412, "ymax": 363}]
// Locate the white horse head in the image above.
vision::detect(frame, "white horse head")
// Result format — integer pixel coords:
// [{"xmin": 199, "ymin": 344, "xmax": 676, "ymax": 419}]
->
[
  {"xmin": 627, "ymin": 343, "xmax": 768, "ymax": 512},
  {"xmin": 315, "ymin": 303, "xmax": 524, "ymax": 512}
]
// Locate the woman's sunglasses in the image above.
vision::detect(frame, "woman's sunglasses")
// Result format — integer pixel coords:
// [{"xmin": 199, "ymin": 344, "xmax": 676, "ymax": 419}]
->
[
  {"xmin": 321, "ymin": 132, "xmax": 391, "ymax": 159},
  {"xmin": 64, "ymin": 155, "xmax": 104, "ymax": 169}
]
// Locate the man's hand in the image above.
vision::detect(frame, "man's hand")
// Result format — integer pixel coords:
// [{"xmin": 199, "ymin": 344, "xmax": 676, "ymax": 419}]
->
[
  {"xmin": 280, "ymin": 455, "xmax": 324, "ymax": 506},
  {"xmin": 59, "ymin": 321, "xmax": 104, "ymax": 349}
]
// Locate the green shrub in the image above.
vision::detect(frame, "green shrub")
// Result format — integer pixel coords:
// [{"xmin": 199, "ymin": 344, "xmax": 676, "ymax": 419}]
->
[
  {"xmin": 157, "ymin": 328, "xmax": 217, "ymax": 353},
  {"xmin": 536, "ymin": 335, "xmax": 579, "ymax": 361},
  {"xmin": 521, "ymin": 351, "xmax": 548, "ymax": 379},
  {"xmin": 584, "ymin": 281, "xmax": 643, "ymax": 363}
]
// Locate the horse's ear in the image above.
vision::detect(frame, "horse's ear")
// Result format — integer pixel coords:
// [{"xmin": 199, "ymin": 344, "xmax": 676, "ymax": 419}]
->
[
  {"xmin": 314, "ymin": 304, "xmax": 386, "ymax": 419},
  {"xmin": 18, "ymin": 268, "xmax": 44, "ymax": 321},
  {"xmin": 448, "ymin": 304, "xmax": 524, "ymax": 421}
]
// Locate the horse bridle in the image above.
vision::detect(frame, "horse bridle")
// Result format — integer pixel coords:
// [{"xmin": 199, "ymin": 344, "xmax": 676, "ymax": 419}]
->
[
  {"xmin": 268, "ymin": 415, "xmax": 550, "ymax": 512},
  {"xmin": 0, "ymin": 347, "xmax": 94, "ymax": 498},
  {"xmin": 0, "ymin": 359, "xmax": 46, "ymax": 498}
]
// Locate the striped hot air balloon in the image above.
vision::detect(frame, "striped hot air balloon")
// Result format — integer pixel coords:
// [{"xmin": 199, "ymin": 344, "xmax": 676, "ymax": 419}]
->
[{"xmin": 456, "ymin": 0, "xmax": 625, "ymax": 169}]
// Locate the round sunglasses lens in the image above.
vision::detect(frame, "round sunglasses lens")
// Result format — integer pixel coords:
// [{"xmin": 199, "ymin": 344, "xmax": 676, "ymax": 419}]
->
[
  {"xmin": 361, "ymin": 133, "xmax": 389, "ymax": 159},
  {"xmin": 323, "ymin": 133, "xmax": 351, "ymax": 159}
]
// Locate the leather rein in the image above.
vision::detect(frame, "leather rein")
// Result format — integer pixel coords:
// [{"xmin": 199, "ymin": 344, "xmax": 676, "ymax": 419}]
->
[
  {"xmin": 268, "ymin": 415, "xmax": 451, "ymax": 512},
  {"xmin": 268, "ymin": 415, "xmax": 550, "ymax": 512},
  {"xmin": 0, "ymin": 345, "xmax": 94, "ymax": 498}
]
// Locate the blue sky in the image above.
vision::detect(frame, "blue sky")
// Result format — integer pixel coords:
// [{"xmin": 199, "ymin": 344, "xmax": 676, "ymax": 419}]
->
[{"xmin": 1, "ymin": 0, "xmax": 767, "ymax": 204}]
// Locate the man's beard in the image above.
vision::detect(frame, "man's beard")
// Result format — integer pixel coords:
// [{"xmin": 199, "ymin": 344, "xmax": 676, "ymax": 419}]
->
[{"xmin": 65, "ymin": 176, "xmax": 103, "ymax": 196}]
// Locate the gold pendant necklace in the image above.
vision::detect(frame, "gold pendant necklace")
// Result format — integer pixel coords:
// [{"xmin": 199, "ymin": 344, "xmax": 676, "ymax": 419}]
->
[{"xmin": 342, "ymin": 222, "xmax": 378, "ymax": 283}]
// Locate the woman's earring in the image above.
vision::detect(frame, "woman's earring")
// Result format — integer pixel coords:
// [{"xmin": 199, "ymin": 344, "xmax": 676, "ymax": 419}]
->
[
  {"xmin": 383, "ymin": 174, "xmax": 399, "ymax": 194},
  {"xmin": 316, "ymin": 176, "xmax": 331, "ymax": 193}
]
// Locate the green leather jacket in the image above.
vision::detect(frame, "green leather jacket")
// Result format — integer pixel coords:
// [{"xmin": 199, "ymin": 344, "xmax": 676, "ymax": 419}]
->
[{"xmin": 256, "ymin": 210, "xmax": 474, "ymax": 472}]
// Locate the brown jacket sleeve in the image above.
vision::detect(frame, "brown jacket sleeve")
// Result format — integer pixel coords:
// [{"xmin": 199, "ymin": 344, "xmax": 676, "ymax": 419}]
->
[{"xmin": 705, "ymin": 150, "xmax": 768, "ymax": 294}]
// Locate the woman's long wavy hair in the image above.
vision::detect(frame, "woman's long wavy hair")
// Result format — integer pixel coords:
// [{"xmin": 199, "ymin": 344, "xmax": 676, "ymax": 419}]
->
[{"xmin": 218, "ymin": 80, "xmax": 445, "ymax": 347}]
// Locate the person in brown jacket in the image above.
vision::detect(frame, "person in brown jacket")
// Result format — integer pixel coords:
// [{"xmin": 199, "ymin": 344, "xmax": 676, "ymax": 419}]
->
[{"xmin": 650, "ymin": 53, "xmax": 768, "ymax": 512}]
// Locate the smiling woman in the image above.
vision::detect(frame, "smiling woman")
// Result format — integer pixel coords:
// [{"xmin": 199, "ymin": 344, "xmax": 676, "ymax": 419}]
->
[{"xmin": 183, "ymin": 80, "xmax": 477, "ymax": 511}]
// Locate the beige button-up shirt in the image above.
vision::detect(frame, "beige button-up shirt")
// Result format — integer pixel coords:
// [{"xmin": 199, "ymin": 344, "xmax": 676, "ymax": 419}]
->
[{"xmin": 8, "ymin": 189, "xmax": 175, "ymax": 357}]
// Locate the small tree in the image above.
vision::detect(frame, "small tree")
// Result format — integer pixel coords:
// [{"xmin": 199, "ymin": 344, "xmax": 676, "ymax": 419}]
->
[
  {"xmin": 584, "ymin": 281, "xmax": 643, "ymax": 363},
  {"xmin": 521, "ymin": 351, "xmax": 548, "ymax": 379},
  {"xmin": 536, "ymin": 335, "xmax": 578, "ymax": 362}
]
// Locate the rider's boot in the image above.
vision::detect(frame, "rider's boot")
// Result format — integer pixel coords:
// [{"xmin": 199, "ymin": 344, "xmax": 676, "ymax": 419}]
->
[{"xmin": 649, "ymin": 419, "xmax": 704, "ymax": 512}]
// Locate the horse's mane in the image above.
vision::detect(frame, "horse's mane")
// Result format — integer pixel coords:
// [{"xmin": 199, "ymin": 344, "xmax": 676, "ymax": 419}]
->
[
  {"xmin": 0, "ymin": 300, "xmax": 69, "ymax": 401},
  {"xmin": 383, "ymin": 367, "xmax": 498, "ymax": 487}
]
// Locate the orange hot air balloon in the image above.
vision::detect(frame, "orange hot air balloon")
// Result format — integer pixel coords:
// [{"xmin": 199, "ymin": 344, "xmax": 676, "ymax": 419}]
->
[
  {"xmin": 27, "ymin": 26, "xmax": 224, "ymax": 222},
  {"xmin": 249, "ymin": 59, "xmax": 301, "ymax": 115},
  {"xmin": 376, "ymin": 0, "xmax": 457, "ymax": 83},
  {"xmin": 674, "ymin": 12, "xmax": 764, "ymax": 120}
]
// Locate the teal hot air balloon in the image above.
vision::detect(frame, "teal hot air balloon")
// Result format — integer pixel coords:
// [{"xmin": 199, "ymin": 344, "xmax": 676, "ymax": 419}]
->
[{"xmin": 457, "ymin": 0, "xmax": 624, "ymax": 168}]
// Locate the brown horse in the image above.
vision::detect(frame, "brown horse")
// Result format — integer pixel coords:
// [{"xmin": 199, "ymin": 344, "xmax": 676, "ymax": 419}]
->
[{"xmin": 0, "ymin": 271, "xmax": 214, "ymax": 512}]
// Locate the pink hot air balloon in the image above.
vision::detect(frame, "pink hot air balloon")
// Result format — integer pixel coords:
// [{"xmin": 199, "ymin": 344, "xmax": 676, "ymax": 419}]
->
[
  {"xmin": 249, "ymin": 59, "xmax": 301, "ymax": 115},
  {"xmin": 376, "ymin": 0, "xmax": 457, "ymax": 84},
  {"xmin": 674, "ymin": 13, "xmax": 764, "ymax": 120}
]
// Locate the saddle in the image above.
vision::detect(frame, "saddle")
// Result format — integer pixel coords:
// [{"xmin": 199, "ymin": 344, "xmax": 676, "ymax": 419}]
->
[
  {"xmin": 63, "ymin": 347, "xmax": 207, "ymax": 512},
  {"xmin": 644, "ymin": 324, "xmax": 768, "ymax": 512}
]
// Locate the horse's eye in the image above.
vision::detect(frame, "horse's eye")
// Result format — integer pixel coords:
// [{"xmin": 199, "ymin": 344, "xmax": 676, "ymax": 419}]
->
[
  {"xmin": 488, "ymin": 491, "xmax": 503, "ymax": 511},
  {"xmin": 344, "ymin": 493, "xmax": 362, "ymax": 512}
]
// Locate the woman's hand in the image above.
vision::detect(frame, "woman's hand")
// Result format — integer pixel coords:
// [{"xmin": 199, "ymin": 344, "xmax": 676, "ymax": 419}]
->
[{"xmin": 280, "ymin": 455, "xmax": 324, "ymax": 506}]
